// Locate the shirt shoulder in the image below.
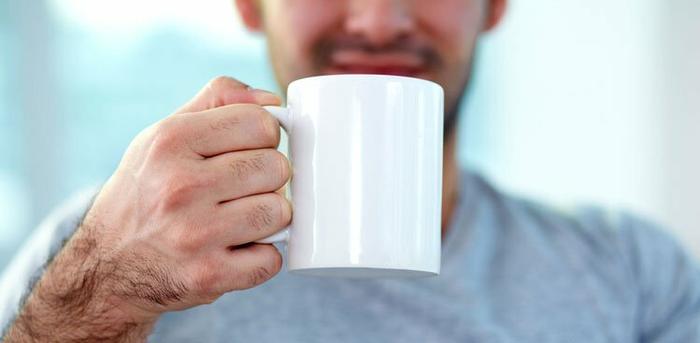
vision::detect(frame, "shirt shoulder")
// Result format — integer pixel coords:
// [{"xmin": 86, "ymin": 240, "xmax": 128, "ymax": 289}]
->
[
  {"xmin": 471, "ymin": 173, "xmax": 688, "ymax": 269},
  {"xmin": 472, "ymin": 174, "xmax": 700, "ymax": 341}
]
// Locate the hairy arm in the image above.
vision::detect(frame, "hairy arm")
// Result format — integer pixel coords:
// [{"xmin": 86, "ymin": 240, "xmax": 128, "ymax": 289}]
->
[{"xmin": 3, "ymin": 223, "xmax": 157, "ymax": 342}]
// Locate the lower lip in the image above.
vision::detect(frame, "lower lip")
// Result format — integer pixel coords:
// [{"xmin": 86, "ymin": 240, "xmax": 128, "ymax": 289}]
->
[{"xmin": 324, "ymin": 66, "xmax": 425, "ymax": 78}]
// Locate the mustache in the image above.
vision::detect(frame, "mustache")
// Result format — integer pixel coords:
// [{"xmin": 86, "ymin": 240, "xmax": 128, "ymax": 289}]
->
[{"xmin": 313, "ymin": 35, "xmax": 442, "ymax": 69}]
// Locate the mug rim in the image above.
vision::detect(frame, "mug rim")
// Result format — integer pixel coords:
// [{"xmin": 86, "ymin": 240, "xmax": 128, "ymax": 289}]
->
[{"xmin": 288, "ymin": 73, "xmax": 443, "ymax": 92}]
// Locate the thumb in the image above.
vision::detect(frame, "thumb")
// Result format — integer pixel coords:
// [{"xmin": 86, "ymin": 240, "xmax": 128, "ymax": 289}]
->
[{"xmin": 175, "ymin": 76, "xmax": 282, "ymax": 114}]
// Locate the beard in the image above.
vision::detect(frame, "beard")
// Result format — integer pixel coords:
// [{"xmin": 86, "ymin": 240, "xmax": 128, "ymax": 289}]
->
[
  {"xmin": 309, "ymin": 34, "xmax": 472, "ymax": 141},
  {"xmin": 443, "ymin": 58, "xmax": 474, "ymax": 141}
]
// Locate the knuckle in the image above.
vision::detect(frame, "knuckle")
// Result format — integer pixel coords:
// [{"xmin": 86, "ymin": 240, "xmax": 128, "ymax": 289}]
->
[
  {"xmin": 227, "ymin": 150, "xmax": 288, "ymax": 193},
  {"xmin": 245, "ymin": 200, "xmax": 275, "ymax": 232},
  {"xmin": 272, "ymin": 150, "xmax": 291, "ymax": 184},
  {"xmin": 172, "ymin": 227, "xmax": 206, "ymax": 254},
  {"xmin": 269, "ymin": 249, "xmax": 283, "ymax": 274},
  {"xmin": 159, "ymin": 171, "xmax": 199, "ymax": 211},
  {"xmin": 257, "ymin": 109, "xmax": 281, "ymax": 146},
  {"xmin": 208, "ymin": 115, "xmax": 242, "ymax": 132},
  {"xmin": 189, "ymin": 259, "xmax": 221, "ymax": 296},
  {"xmin": 232, "ymin": 104, "xmax": 279, "ymax": 146},
  {"xmin": 228, "ymin": 152, "xmax": 266, "ymax": 181},
  {"xmin": 151, "ymin": 114, "xmax": 193, "ymax": 157},
  {"xmin": 271, "ymin": 193, "xmax": 292, "ymax": 226},
  {"xmin": 190, "ymin": 165, "xmax": 218, "ymax": 188},
  {"xmin": 151, "ymin": 117, "xmax": 185, "ymax": 154},
  {"xmin": 246, "ymin": 265, "xmax": 274, "ymax": 288},
  {"xmin": 233, "ymin": 247, "xmax": 281, "ymax": 290}
]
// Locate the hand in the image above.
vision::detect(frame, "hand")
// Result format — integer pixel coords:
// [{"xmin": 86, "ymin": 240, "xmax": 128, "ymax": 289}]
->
[
  {"xmin": 4, "ymin": 77, "xmax": 291, "ymax": 342},
  {"xmin": 93, "ymin": 75, "xmax": 291, "ymax": 309}
]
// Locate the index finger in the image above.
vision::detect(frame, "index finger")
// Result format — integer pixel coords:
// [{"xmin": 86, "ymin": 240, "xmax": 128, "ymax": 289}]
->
[
  {"xmin": 170, "ymin": 103, "xmax": 282, "ymax": 157},
  {"xmin": 175, "ymin": 76, "xmax": 281, "ymax": 114}
]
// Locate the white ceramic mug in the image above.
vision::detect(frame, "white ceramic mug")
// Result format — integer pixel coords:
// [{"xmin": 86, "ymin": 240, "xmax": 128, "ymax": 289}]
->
[{"xmin": 257, "ymin": 74, "xmax": 443, "ymax": 278}]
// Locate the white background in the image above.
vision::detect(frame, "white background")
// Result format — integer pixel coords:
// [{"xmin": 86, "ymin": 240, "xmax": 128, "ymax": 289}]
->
[{"xmin": 459, "ymin": 0, "xmax": 699, "ymax": 257}]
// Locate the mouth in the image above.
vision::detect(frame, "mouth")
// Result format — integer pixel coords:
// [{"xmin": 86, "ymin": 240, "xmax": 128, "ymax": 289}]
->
[{"xmin": 322, "ymin": 49, "xmax": 427, "ymax": 77}]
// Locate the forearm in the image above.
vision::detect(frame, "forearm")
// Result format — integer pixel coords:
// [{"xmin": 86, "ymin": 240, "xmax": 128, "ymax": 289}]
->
[
  {"xmin": 5, "ymin": 302, "xmax": 153, "ymax": 342},
  {"xmin": 2, "ymin": 227, "xmax": 156, "ymax": 342}
]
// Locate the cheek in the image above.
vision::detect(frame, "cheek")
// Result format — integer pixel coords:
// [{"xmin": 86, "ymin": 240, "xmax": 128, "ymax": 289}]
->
[
  {"xmin": 268, "ymin": 1, "xmax": 345, "ymax": 80},
  {"xmin": 414, "ymin": 0, "xmax": 485, "ymax": 111},
  {"xmin": 416, "ymin": 0, "xmax": 483, "ymax": 63}
]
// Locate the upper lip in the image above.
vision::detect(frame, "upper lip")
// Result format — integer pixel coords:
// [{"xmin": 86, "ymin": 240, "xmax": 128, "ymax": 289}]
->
[{"xmin": 326, "ymin": 49, "xmax": 426, "ymax": 75}]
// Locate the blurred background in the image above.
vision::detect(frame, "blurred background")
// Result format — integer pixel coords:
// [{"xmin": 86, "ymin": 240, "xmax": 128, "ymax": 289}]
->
[{"xmin": 1, "ymin": 0, "xmax": 698, "ymax": 275}]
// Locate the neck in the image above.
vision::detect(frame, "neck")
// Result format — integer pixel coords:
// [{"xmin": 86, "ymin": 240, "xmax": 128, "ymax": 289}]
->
[{"xmin": 441, "ymin": 131, "xmax": 460, "ymax": 238}]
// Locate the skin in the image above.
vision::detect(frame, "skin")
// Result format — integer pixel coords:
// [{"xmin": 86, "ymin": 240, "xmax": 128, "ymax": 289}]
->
[{"xmin": 3, "ymin": 0, "xmax": 506, "ymax": 341}]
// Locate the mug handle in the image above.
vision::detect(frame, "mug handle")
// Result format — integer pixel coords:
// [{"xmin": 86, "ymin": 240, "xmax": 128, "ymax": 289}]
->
[{"xmin": 255, "ymin": 105, "xmax": 292, "ymax": 244}]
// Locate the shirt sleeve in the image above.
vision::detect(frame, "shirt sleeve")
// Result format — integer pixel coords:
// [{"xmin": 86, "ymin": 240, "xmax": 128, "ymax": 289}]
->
[
  {"xmin": 617, "ymin": 213, "xmax": 700, "ymax": 342},
  {"xmin": 0, "ymin": 188, "xmax": 97, "ymax": 330}
]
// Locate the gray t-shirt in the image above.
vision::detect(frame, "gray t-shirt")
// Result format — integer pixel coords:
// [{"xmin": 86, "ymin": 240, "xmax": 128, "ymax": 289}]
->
[{"xmin": 1, "ymin": 171, "xmax": 699, "ymax": 342}]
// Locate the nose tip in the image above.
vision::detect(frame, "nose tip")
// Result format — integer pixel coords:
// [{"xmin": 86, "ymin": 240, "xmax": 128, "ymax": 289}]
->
[{"xmin": 345, "ymin": 0, "xmax": 414, "ymax": 47}]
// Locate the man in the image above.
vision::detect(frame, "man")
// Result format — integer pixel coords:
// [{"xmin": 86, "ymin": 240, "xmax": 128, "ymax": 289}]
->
[{"xmin": 1, "ymin": 0, "xmax": 699, "ymax": 341}]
